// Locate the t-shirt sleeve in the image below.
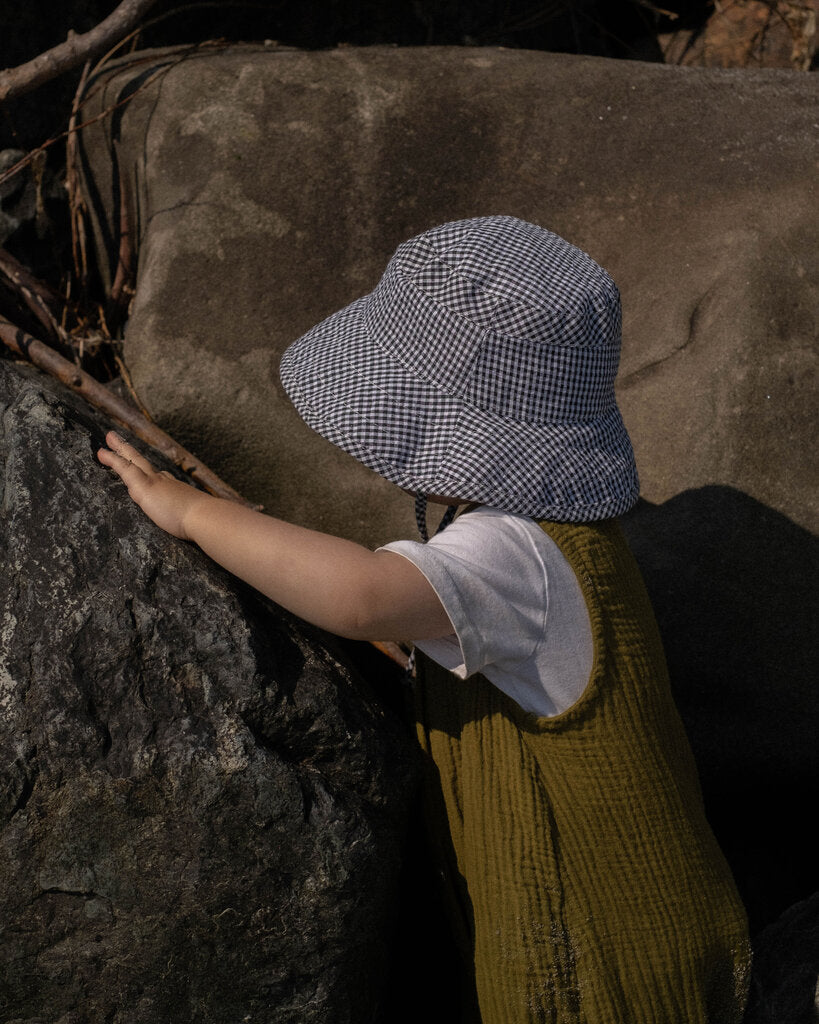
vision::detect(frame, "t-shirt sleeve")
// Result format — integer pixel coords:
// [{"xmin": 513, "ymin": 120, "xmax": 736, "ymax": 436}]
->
[{"xmin": 378, "ymin": 509, "xmax": 549, "ymax": 680}]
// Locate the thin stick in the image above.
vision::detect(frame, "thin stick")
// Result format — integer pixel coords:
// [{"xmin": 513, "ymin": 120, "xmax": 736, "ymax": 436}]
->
[
  {"xmin": 0, "ymin": 41, "xmax": 223, "ymax": 194},
  {"xmin": 66, "ymin": 59, "xmax": 92, "ymax": 290},
  {"xmin": 0, "ymin": 315, "xmax": 412, "ymax": 670},
  {"xmin": 0, "ymin": 313, "xmax": 257, "ymax": 509},
  {"xmin": 0, "ymin": 0, "xmax": 162, "ymax": 103},
  {"xmin": 0, "ymin": 247, "xmax": 66, "ymax": 345},
  {"xmin": 371, "ymin": 641, "xmax": 411, "ymax": 671}
]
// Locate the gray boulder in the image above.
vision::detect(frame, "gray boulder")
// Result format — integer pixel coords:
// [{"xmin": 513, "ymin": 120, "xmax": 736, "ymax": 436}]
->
[
  {"xmin": 76, "ymin": 45, "xmax": 818, "ymax": 545},
  {"xmin": 0, "ymin": 359, "xmax": 416, "ymax": 1022}
]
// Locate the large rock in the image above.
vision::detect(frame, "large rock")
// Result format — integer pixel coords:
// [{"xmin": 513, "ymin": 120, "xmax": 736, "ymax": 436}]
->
[
  {"xmin": 76, "ymin": 45, "xmax": 818, "ymax": 545},
  {"xmin": 0, "ymin": 359, "xmax": 416, "ymax": 1022}
]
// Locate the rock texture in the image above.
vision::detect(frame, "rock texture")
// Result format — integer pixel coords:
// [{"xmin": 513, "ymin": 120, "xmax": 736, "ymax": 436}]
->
[
  {"xmin": 0, "ymin": 359, "xmax": 416, "ymax": 1022},
  {"xmin": 744, "ymin": 891, "xmax": 819, "ymax": 1024},
  {"xmin": 76, "ymin": 45, "xmax": 818, "ymax": 546}
]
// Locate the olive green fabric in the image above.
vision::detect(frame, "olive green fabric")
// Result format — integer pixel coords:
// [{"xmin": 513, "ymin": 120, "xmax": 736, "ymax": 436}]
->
[{"xmin": 414, "ymin": 519, "xmax": 751, "ymax": 1023}]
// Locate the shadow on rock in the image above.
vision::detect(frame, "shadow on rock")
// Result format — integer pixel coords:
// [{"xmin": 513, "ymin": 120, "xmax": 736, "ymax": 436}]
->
[
  {"xmin": 622, "ymin": 487, "xmax": 818, "ymax": 934},
  {"xmin": 744, "ymin": 891, "xmax": 819, "ymax": 1024}
]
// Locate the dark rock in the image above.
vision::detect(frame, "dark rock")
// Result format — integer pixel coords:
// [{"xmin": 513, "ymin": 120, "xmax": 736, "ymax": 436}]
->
[
  {"xmin": 0, "ymin": 359, "xmax": 416, "ymax": 1022},
  {"xmin": 745, "ymin": 892, "xmax": 819, "ymax": 1024},
  {"xmin": 0, "ymin": 150, "xmax": 32, "ymax": 245},
  {"xmin": 0, "ymin": 149, "xmax": 63, "ymax": 246}
]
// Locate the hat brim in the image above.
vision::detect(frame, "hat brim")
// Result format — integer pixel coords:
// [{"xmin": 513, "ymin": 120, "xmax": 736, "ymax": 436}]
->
[{"xmin": 280, "ymin": 296, "xmax": 639, "ymax": 522}]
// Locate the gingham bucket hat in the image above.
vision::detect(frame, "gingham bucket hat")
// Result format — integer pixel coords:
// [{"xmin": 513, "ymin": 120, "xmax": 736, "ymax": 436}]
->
[{"xmin": 280, "ymin": 215, "xmax": 639, "ymax": 521}]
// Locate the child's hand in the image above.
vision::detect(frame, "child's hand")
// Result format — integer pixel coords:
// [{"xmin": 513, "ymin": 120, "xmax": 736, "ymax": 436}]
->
[
  {"xmin": 97, "ymin": 431, "xmax": 205, "ymax": 541},
  {"xmin": 98, "ymin": 433, "xmax": 453, "ymax": 643}
]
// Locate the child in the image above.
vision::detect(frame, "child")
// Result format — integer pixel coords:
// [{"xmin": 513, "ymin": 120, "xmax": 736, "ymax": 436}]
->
[{"xmin": 98, "ymin": 215, "xmax": 751, "ymax": 1023}]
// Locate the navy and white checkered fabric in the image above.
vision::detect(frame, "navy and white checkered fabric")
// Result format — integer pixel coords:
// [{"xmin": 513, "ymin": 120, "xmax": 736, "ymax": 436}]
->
[{"xmin": 280, "ymin": 216, "xmax": 639, "ymax": 521}]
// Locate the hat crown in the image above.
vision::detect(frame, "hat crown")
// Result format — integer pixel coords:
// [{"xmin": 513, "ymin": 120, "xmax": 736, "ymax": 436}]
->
[
  {"xmin": 280, "ymin": 216, "xmax": 638, "ymax": 521},
  {"xmin": 364, "ymin": 216, "xmax": 622, "ymax": 427}
]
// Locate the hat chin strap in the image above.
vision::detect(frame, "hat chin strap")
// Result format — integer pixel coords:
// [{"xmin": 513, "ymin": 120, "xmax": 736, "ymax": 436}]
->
[
  {"xmin": 415, "ymin": 492, "xmax": 458, "ymax": 542},
  {"xmin": 407, "ymin": 493, "xmax": 459, "ymax": 682}
]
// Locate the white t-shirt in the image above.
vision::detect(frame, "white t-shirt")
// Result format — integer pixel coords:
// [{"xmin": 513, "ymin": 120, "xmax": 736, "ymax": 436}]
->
[{"xmin": 379, "ymin": 506, "xmax": 594, "ymax": 717}]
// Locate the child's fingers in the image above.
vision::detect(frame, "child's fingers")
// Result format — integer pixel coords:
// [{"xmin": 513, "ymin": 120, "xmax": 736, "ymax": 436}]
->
[
  {"xmin": 103, "ymin": 431, "xmax": 155, "ymax": 475},
  {"xmin": 97, "ymin": 445, "xmax": 149, "ymax": 489},
  {"xmin": 97, "ymin": 435, "xmax": 155, "ymax": 493},
  {"xmin": 97, "ymin": 436, "xmax": 195, "ymax": 538}
]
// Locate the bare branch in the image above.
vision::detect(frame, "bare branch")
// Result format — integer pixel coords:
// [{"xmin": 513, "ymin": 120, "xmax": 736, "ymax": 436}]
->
[
  {"xmin": 371, "ymin": 641, "xmax": 411, "ymax": 670},
  {"xmin": 0, "ymin": 247, "xmax": 66, "ymax": 343},
  {"xmin": 0, "ymin": 313, "xmax": 258, "ymax": 509},
  {"xmin": 0, "ymin": 0, "xmax": 162, "ymax": 103},
  {"xmin": 66, "ymin": 61, "xmax": 93, "ymax": 290},
  {"xmin": 0, "ymin": 315, "xmax": 408, "ymax": 667},
  {"xmin": 0, "ymin": 51, "xmax": 186, "ymax": 194}
]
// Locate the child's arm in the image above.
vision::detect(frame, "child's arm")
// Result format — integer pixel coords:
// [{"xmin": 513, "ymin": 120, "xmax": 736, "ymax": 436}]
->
[{"xmin": 97, "ymin": 432, "xmax": 452, "ymax": 643}]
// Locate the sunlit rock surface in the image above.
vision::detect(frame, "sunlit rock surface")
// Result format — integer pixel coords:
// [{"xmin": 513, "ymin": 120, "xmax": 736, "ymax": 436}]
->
[{"xmin": 77, "ymin": 45, "xmax": 817, "ymax": 546}]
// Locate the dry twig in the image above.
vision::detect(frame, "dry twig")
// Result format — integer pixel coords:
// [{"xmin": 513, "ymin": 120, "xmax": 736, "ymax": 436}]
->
[
  {"xmin": 0, "ymin": 246, "xmax": 68, "ymax": 346},
  {"xmin": 0, "ymin": 309, "xmax": 408, "ymax": 668},
  {"xmin": 65, "ymin": 60, "xmax": 93, "ymax": 291},
  {"xmin": 0, "ymin": 313, "xmax": 257, "ymax": 509},
  {"xmin": 0, "ymin": 67, "xmax": 162, "ymax": 195},
  {"xmin": 0, "ymin": 0, "xmax": 162, "ymax": 103},
  {"xmin": 371, "ymin": 641, "xmax": 411, "ymax": 671}
]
